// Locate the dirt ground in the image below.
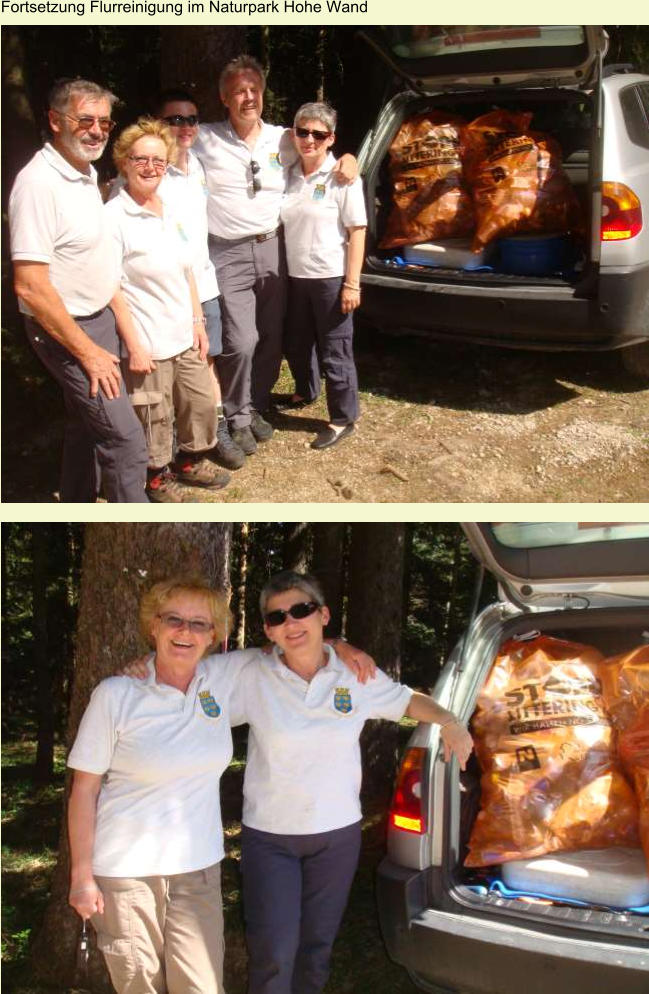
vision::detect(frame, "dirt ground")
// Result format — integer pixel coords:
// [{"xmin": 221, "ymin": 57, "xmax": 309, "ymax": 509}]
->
[{"xmin": 3, "ymin": 327, "xmax": 648, "ymax": 504}]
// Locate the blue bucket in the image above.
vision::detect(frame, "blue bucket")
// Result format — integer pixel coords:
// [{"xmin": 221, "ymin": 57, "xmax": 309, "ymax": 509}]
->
[{"xmin": 499, "ymin": 233, "xmax": 570, "ymax": 276}]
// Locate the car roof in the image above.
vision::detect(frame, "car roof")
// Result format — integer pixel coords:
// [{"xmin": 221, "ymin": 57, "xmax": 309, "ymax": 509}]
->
[{"xmin": 603, "ymin": 72, "xmax": 649, "ymax": 92}]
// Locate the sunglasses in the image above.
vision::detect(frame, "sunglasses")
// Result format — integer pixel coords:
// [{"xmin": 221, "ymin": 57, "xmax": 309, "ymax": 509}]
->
[
  {"xmin": 295, "ymin": 127, "xmax": 331, "ymax": 142},
  {"xmin": 264, "ymin": 601, "xmax": 320, "ymax": 627},
  {"xmin": 157, "ymin": 612, "xmax": 214, "ymax": 634},
  {"xmin": 128, "ymin": 155, "xmax": 167, "ymax": 170},
  {"xmin": 62, "ymin": 113, "xmax": 116, "ymax": 133},
  {"xmin": 163, "ymin": 114, "xmax": 199, "ymax": 127},
  {"xmin": 250, "ymin": 159, "xmax": 262, "ymax": 195}
]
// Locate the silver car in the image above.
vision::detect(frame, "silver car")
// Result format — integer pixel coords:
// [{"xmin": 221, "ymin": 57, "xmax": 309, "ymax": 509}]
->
[
  {"xmin": 377, "ymin": 522, "xmax": 649, "ymax": 994},
  {"xmin": 358, "ymin": 27, "xmax": 649, "ymax": 378}
]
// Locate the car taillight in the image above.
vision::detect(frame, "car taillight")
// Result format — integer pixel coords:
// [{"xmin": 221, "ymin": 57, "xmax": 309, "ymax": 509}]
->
[
  {"xmin": 389, "ymin": 746, "xmax": 427, "ymax": 834},
  {"xmin": 601, "ymin": 182, "xmax": 643, "ymax": 240}
]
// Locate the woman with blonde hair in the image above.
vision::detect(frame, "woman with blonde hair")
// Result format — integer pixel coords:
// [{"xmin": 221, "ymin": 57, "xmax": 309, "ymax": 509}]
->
[
  {"xmin": 67, "ymin": 573, "xmax": 253, "ymax": 992},
  {"xmin": 107, "ymin": 117, "xmax": 229, "ymax": 502}
]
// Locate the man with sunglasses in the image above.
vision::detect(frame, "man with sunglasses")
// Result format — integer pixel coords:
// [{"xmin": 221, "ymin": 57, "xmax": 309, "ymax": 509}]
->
[
  {"xmin": 154, "ymin": 88, "xmax": 246, "ymax": 471},
  {"xmin": 9, "ymin": 78, "xmax": 149, "ymax": 502},
  {"xmin": 194, "ymin": 55, "xmax": 357, "ymax": 457}
]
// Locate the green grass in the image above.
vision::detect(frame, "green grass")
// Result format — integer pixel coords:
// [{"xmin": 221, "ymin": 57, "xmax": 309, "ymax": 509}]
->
[{"xmin": 2, "ymin": 737, "xmax": 419, "ymax": 993}]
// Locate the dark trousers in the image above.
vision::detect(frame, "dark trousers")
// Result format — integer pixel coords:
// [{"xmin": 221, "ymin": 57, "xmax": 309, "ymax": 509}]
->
[
  {"xmin": 241, "ymin": 821, "xmax": 362, "ymax": 994},
  {"xmin": 25, "ymin": 311, "xmax": 149, "ymax": 503},
  {"xmin": 210, "ymin": 232, "xmax": 287, "ymax": 428},
  {"xmin": 284, "ymin": 276, "xmax": 359, "ymax": 426}
]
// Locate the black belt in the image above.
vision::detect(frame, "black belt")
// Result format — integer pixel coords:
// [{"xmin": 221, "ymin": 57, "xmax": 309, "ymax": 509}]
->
[{"xmin": 210, "ymin": 227, "xmax": 279, "ymax": 245}]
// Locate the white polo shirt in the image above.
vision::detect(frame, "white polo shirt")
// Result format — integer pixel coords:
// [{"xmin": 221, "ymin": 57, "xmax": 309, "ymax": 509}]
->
[
  {"xmin": 68, "ymin": 650, "xmax": 258, "ymax": 877},
  {"xmin": 280, "ymin": 153, "xmax": 367, "ymax": 279},
  {"xmin": 158, "ymin": 151, "xmax": 219, "ymax": 303},
  {"xmin": 231, "ymin": 645, "xmax": 413, "ymax": 834},
  {"xmin": 194, "ymin": 120, "xmax": 297, "ymax": 239},
  {"xmin": 9, "ymin": 143, "xmax": 119, "ymax": 317},
  {"xmin": 105, "ymin": 187, "xmax": 194, "ymax": 361}
]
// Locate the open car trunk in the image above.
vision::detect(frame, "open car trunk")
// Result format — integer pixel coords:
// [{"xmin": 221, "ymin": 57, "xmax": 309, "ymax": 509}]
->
[
  {"xmin": 449, "ymin": 604, "xmax": 649, "ymax": 941},
  {"xmin": 363, "ymin": 85, "xmax": 600, "ymax": 293}
]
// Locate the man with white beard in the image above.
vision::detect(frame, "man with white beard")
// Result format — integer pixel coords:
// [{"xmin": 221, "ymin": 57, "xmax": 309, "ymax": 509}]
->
[{"xmin": 9, "ymin": 78, "xmax": 149, "ymax": 502}]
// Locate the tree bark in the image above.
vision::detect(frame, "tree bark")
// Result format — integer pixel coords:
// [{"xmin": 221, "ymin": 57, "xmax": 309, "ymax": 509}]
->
[
  {"xmin": 346, "ymin": 524, "xmax": 406, "ymax": 801},
  {"xmin": 159, "ymin": 26, "xmax": 247, "ymax": 120},
  {"xmin": 32, "ymin": 524, "xmax": 54, "ymax": 783},
  {"xmin": 312, "ymin": 523, "xmax": 347, "ymax": 638},
  {"xmin": 32, "ymin": 523, "xmax": 231, "ymax": 991},
  {"xmin": 234, "ymin": 521, "xmax": 250, "ymax": 650},
  {"xmin": 1, "ymin": 27, "xmax": 39, "ymax": 211},
  {"xmin": 282, "ymin": 522, "xmax": 311, "ymax": 574}
]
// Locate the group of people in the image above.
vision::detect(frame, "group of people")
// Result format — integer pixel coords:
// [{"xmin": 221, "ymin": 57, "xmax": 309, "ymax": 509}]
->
[
  {"xmin": 68, "ymin": 569, "xmax": 474, "ymax": 994},
  {"xmin": 9, "ymin": 56, "xmax": 367, "ymax": 502}
]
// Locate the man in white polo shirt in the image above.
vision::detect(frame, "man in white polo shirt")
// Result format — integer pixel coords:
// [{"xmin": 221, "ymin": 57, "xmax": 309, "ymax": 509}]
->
[
  {"xmin": 9, "ymin": 78, "xmax": 149, "ymax": 503},
  {"xmin": 195, "ymin": 55, "xmax": 356, "ymax": 457}
]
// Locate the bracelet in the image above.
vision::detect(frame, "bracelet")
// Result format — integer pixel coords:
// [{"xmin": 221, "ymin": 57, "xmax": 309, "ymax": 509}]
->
[
  {"xmin": 192, "ymin": 316, "xmax": 206, "ymax": 325},
  {"xmin": 343, "ymin": 282, "xmax": 360, "ymax": 291},
  {"xmin": 440, "ymin": 717, "xmax": 459, "ymax": 729}
]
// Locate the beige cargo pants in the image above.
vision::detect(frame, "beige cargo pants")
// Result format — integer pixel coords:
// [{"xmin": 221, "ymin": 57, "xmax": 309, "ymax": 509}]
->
[
  {"xmin": 91, "ymin": 862, "xmax": 224, "ymax": 994},
  {"xmin": 122, "ymin": 347, "xmax": 217, "ymax": 470}
]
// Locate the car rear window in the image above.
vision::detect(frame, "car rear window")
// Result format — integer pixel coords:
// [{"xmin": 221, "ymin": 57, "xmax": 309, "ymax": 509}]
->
[
  {"xmin": 620, "ymin": 83, "xmax": 649, "ymax": 150},
  {"xmin": 490, "ymin": 522, "xmax": 649, "ymax": 549}
]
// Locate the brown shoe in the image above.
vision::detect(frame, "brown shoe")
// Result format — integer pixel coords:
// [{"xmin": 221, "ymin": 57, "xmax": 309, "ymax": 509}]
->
[
  {"xmin": 174, "ymin": 456, "xmax": 230, "ymax": 490},
  {"xmin": 146, "ymin": 468, "xmax": 199, "ymax": 503}
]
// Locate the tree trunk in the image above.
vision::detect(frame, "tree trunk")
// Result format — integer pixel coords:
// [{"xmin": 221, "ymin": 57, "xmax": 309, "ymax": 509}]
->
[
  {"xmin": 1, "ymin": 27, "xmax": 39, "ymax": 211},
  {"xmin": 234, "ymin": 521, "xmax": 250, "ymax": 650},
  {"xmin": 159, "ymin": 26, "xmax": 247, "ymax": 120},
  {"xmin": 282, "ymin": 522, "xmax": 311, "ymax": 573},
  {"xmin": 32, "ymin": 524, "xmax": 54, "ymax": 783},
  {"xmin": 32, "ymin": 523, "xmax": 232, "ymax": 991},
  {"xmin": 347, "ymin": 524, "xmax": 406, "ymax": 801},
  {"xmin": 312, "ymin": 523, "xmax": 347, "ymax": 638}
]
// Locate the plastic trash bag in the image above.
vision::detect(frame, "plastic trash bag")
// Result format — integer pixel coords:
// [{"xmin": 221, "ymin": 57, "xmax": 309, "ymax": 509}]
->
[
  {"xmin": 466, "ymin": 634, "xmax": 639, "ymax": 867},
  {"xmin": 601, "ymin": 645, "xmax": 649, "ymax": 868},
  {"xmin": 379, "ymin": 112, "xmax": 475, "ymax": 249},
  {"xmin": 463, "ymin": 109, "xmax": 580, "ymax": 250}
]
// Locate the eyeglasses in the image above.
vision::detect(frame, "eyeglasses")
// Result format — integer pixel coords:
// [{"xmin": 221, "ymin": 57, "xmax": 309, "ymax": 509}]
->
[
  {"xmin": 250, "ymin": 159, "xmax": 262, "ymax": 195},
  {"xmin": 128, "ymin": 155, "xmax": 167, "ymax": 170},
  {"xmin": 264, "ymin": 601, "xmax": 320, "ymax": 627},
  {"xmin": 157, "ymin": 612, "xmax": 214, "ymax": 634},
  {"xmin": 295, "ymin": 127, "xmax": 332, "ymax": 142},
  {"xmin": 163, "ymin": 114, "xmax": 199, "ymax": 127},
  {"xmin": 62, "ymin": 113, "xmax": 116, "ymax": 133}
]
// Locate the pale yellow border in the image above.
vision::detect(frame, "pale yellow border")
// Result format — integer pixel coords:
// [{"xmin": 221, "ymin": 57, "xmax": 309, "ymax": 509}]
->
[{"xmin": 3, "ymin": 502, "xmax": 649, "ymax": 523}]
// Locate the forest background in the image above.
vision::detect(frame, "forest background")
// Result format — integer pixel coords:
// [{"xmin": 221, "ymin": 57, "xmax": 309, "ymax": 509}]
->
[{"xmin": 2, "ymin": 521, "xmax": 495, "ymax": 994}]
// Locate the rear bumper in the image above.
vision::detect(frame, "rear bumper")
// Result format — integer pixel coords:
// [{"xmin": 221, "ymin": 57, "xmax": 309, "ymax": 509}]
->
[
  {"xmin": 376, "ymin": 858, "xmax": 649, "ymax": 994},
  {"xmin": 360, "ymin": 262, "xmax": 649, "ymax": 351}
]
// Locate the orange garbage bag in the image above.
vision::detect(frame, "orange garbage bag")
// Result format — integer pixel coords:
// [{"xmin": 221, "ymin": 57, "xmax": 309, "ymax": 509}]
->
[
  {"xmin": 464, "ymin": 110, "xmax": 580, "ymax": 250},
  {"xmin": 379, "ymin": 112, "xmax": 475, "ymax": 249},
  {"xmin": 465, "ymin": 634, "xmax": 639, "ymax": 867},
  {"xmin": 600, "ymin": 645, "xmax": 649, "ymax": 868}
]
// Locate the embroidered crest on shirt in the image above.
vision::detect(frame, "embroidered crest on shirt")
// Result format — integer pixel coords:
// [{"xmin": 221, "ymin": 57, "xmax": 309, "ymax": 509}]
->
[
  {"xmin": 312, "ymin": 184, "xmax": 326, "ymax": 201},
  {"xmin": 268, "ymin": 152, "xmax": 281, "ymax": 170},
  {"xmin": 198, "ymin": 690, "xmax": 221, "ymax": 718},
  {"xmin": 176, "ymin": 221, "xmax": 189, "ymax": 242},
  {"xmin": 334, "ymin": 687, "xmax": 352, "ymax": 714}
]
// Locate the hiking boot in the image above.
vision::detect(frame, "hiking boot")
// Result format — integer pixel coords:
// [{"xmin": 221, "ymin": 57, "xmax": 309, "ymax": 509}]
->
[
  {"xmin": 146, "ymin": 467, "xmax": 198, "ymax": 503},
  {"xmin": 174, "ymin": 455, "xmax": 230, "ymax": 490},
  {"xmin": 212, "ymin": 418, "xmax": 246, "ymax": 470},
  {"xmin": 250, "ymin": 410, "xmax": 274, "ymax": 442},
  {"xmin": 230, "ymin": 425, "xmax": 257, "ymax": 455}
]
